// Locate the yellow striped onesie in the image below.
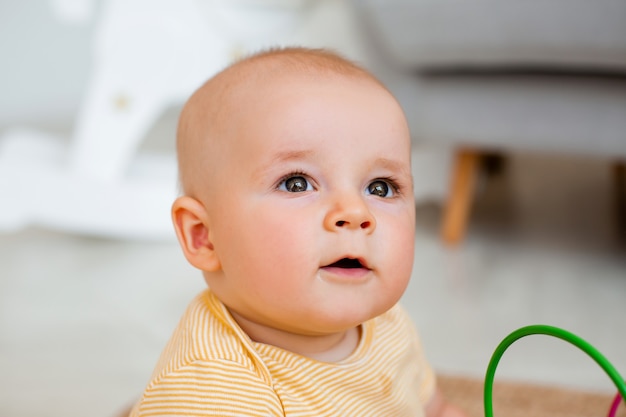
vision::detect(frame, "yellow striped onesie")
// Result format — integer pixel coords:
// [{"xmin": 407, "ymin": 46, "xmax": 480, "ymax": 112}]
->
[{"xmin": 130, "ymin": 290, "xmax": 435, "ymax": 416}]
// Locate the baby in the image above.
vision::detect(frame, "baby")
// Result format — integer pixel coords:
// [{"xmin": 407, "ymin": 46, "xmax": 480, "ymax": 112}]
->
[{"xmin": 130, "ymin": 47, "xmax": 466, "ymax": 417}]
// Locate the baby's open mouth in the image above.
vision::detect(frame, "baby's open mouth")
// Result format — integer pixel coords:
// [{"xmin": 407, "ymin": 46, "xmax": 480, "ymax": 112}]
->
[
  {"xmin": 327, "ymin": 258, "xmax": 366, "ymax": 269},
  {"xmin": 321, "ymin": 257, "xmax": 371, "ymax": 280}
]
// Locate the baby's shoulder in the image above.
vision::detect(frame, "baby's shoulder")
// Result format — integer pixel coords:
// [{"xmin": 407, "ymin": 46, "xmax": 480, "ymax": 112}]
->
[
  {"xmin": 152, "ymin": 290, "xmax": 270, "ymax": 379},
  {"xmin": 179, "ymin": 290, "xmax": 259, "ymax": 359}
]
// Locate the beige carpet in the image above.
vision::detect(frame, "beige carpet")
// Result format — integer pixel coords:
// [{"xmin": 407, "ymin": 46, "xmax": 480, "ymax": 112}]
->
[
  {"xmin": 439, "ymin": 374, "xmax": 624, "ymax": 417},
  {"xmin": 115, "ymin": 375, "xmax": 624, "ymax": 417}
]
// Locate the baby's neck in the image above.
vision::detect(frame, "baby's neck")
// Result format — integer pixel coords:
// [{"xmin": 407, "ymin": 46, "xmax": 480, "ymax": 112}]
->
[
  {"xmin": 229, "ymin": 310, "xmax": 361, "ymax": 363},
  {"xmin": 304, "ymin": 326, "xmax": 361, "ymax": 362}
]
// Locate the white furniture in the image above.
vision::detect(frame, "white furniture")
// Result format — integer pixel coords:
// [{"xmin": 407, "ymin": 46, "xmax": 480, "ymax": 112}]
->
[{"xmin": 0, "ymin": 0, "xmax": 314, "ymax": 240}]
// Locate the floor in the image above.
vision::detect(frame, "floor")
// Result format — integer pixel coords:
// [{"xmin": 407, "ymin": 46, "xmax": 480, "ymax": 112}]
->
[{"xmin": 0, "ymin": 151, "xmax": 624, "ymax": 417}]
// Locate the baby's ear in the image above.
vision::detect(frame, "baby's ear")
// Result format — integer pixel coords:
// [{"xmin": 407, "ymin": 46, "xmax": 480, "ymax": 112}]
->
[{"xmin": 171, "ymin": 196, "xmax": 221, "ymax": 272}]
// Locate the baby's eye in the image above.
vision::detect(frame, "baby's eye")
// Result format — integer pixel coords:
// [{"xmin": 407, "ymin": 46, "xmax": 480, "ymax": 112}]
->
[
  {"xmin": 367, "ymin": 180, "xmax": 393, "ymax": 198},
  {"xmin": 279, "ymin": 175, "xmax": 312, "ymax": 193}
]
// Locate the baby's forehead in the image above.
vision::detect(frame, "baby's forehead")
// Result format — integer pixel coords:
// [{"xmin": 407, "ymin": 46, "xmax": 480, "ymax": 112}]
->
[{"xmin": 192, "ymin": 65, "xmax": 374, "ymax": 129}]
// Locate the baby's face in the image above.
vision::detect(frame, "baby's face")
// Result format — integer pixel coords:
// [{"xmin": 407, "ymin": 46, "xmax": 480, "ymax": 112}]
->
[{"xmin": 203, "ymin": 73, "xmax": 415, "ymax": 336}]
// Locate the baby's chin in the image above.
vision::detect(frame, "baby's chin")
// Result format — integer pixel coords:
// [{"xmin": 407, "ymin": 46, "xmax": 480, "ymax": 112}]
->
[{"xmin": 298, "ymin": 298, "xmax": 397, "ymax": 333}]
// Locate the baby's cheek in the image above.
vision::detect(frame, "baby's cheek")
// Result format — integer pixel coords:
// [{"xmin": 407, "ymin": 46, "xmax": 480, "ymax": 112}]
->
[{"xmin": 383, "ymin": 219, "xmax": 415, "ymax": 275}]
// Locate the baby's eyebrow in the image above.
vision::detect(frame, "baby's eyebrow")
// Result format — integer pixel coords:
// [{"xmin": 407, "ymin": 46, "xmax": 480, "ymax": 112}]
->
[
  {"xmin": 268, "ymin": 153, "xmax": 405, "ymax": 169},
  {"xmin": 271, "ymin": 149, "xmax": 315, "ymax": 163},
  {"xmin": 254, "ymin": 149, "xmax": 316, "ymax": 177},
  {"xmin": 254, "ymin": 151, "xmax": 411, "ymax": 179},
  {"xmin": 372, "ymin": 157, "xmax": 411, "ymax": 176}
]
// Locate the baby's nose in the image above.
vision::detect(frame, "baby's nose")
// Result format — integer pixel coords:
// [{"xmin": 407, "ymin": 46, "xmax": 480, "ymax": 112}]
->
[{"xmin": 324, "ymin": 194, "xmax": 376, "ymax": 232}]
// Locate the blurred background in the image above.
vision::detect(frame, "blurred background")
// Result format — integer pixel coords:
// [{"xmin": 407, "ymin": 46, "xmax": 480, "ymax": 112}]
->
[{"xmin": 0, "ymin": 1, "xmax": 625, "ymax": 416}]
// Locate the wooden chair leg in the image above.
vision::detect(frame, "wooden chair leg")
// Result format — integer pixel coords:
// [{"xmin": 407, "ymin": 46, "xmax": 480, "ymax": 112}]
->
[
  {"xmin": 441, "ymin": 149, "xmax": 481, "ymax": 246},
  {"xmin": 613, "ymin": 161, "xmax": 626, "ymax": 239}
]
